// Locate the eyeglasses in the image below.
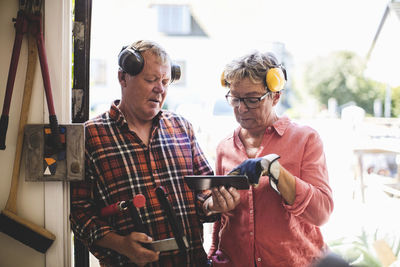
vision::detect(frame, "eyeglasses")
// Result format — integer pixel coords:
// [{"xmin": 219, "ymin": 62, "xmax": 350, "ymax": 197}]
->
[{"xmin": 225, "ymin": 91, "xmax": 270, "ymax": 109}]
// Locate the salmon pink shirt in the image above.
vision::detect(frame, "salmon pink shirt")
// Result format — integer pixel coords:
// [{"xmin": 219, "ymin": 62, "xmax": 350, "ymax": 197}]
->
[{"xmin": 209, "ymin": 116, "xmax": 334, "ymax": 267}]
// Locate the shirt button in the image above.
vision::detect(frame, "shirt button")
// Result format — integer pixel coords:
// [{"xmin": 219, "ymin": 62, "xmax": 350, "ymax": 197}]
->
[
  {"xmin": 250, "ymin": 232, "xmax": 253, "ymax": 235},
  {"xmin": 249, "ymin": 210, "xmax": 253, "ymax": 214},
  {"xmin": 267, "ymin": 126, "xmax": 271, "ymax": 130},
  {"xmin": 257, "ymin": 258, "xmax": 261, "ymax": 262}
]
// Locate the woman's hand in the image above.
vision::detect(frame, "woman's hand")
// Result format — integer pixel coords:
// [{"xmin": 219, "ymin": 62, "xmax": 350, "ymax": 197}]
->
[
  {"xmin": 230, "ymin": 154, "xmax": 280, "ymax": 184},
  {"xmin": 205, "ymin": 186, "xmax": 241, "ymax": 214}
]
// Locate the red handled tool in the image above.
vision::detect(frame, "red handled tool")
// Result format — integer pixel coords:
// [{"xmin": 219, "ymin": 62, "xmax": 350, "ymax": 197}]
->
[
  {"xmin": 126, "ymin": 195, "xmax": 149, "ymax": 237},
  {"xmin": 0, "ymin": 0, "xmax": 61, "ymax": 150},
  {"xmin": 155, "ymin": 186, "xmax": 189, "ymax": 254},
  {"xmin": 0, "ymin": 12, "xmax": 56, "ymax": 253},
  {"xmin": 100, "ymin": 194, "xmax": 152, "ymax": 249},
  {"xmin": 100, "ymin": 193, "xmax": 186, "ymax": 252},
  {"xmin": 100, "ymin": 194, "xmax": 146, "ymax": 217}
]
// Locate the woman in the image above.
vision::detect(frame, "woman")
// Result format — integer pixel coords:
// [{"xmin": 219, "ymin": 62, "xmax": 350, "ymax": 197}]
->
[{"xmin": 208, "ymin": 51, "xmax": 334, "ymax": 267}]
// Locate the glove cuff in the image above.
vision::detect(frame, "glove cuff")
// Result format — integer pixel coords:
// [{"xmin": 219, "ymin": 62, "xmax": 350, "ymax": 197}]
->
[
  {"xmin": 268, "ymin": 156, "xmax": 280, "ymax": 180},
  {"xmin": 263, "ymin": 154, "xmax": 281, "ymax": 194},
  {"xmin": 260, "ymin": 154, "xmax": 280, "ymax": 174}
]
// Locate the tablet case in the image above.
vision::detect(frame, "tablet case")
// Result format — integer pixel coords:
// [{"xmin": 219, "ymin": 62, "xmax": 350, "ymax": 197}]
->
[{"xmin": 184, "ymin": 175, "xmax": 249, "ymax": 190}]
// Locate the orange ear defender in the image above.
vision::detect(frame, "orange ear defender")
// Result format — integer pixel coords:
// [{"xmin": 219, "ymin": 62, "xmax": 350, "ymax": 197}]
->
[
  {"xmin": 266, "ymin": 66, "xmax": 286, "ymax": 92},
  {"xmin": 221, "ymin": 65, "xmax": 287, "ymax": 92},
  {"xmin": 220, "ymin": 72, "xmax": 228, "ymax": 87}
]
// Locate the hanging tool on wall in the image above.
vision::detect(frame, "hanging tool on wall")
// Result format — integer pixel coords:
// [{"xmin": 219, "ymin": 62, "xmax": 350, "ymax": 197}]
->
[
  {"xmin": 0, "ymin": 1, "xmax": 56, "ymax": 253},
  {"xmin": 0, "ymin": 0, "xmax": 61, "ymax": 151},
  {"xmin": 0, "ymin": 0, "xmax": 84, "ymax": 181}
]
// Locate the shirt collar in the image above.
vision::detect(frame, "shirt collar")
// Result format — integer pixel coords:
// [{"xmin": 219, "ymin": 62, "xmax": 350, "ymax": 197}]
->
[
  {"xmin": 109, "ymin": 100, "xmax": 125, "ymax": 127},
  {"xmin": 271, "ymin": 115, "xmax": 290, "ymax": 136}
]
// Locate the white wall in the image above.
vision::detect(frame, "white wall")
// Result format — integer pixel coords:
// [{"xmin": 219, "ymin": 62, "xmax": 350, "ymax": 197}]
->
[{"xmin": 0, "ymin": 1, "xmax": 71, "ymax": 266}]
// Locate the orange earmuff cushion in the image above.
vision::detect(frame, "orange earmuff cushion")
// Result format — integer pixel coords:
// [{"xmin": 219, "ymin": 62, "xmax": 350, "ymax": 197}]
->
[
  {"xmin": 266, "ymin": 68, "xmax": 286, "ymax": 92},
  {"xmin": 221, "ymin": 72, "xmax": 228, "ymax": 87}
]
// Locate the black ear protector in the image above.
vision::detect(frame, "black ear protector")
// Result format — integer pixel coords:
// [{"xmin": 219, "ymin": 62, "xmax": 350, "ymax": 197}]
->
[
  {"xmin": 118, "ymin": 46, "xmax": 144, "ymax": 76},
  {"xmin": 118, "ymin": 45, "xmax": 181, "ymax": 83},
  {"xmin": 221, "ymin": 65, "xmax": 287, "ymax": 92}
]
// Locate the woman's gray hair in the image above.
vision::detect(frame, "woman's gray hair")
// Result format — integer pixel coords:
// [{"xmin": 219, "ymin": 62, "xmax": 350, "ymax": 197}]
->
[
  {"xmin": 223, "ymin": 51, "xmax": 280, "ymax": 87},
  {"xmin": 130, "ymin": 40, "xmax": 171, "ymax": 65}
]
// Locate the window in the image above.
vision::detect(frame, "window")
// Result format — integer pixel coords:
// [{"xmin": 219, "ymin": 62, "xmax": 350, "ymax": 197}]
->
[
  {"xmin": 157, "ymin": 5, "xmax": 190, "ymax": 35},
  {"xmin": 90, "ymin": 59, "xmax": 107, "ymax": 85},
  {"xmin": 154, "ymin": 5, "xmax": 207, "ymax": 36}
]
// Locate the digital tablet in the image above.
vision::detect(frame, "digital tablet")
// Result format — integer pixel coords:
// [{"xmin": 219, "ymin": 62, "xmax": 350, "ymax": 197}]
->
[{"xmin": 184, "ymin": 175, "xmax": 249, "ymax": 190}]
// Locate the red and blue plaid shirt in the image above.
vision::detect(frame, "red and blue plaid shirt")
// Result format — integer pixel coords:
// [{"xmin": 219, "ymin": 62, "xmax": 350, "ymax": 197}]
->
[{"xmin": 70, "ymin": 101, "xmax": 216, "ymax": 267}]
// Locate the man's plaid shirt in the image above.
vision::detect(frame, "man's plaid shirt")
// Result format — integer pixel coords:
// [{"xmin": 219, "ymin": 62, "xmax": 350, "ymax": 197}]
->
[{"xmin": 70, "ymin": 101, "xmax": 216, "ymax": 266}]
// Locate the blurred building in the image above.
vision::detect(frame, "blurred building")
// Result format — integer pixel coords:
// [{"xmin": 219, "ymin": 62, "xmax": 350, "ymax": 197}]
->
[
  {"xmin": 365, "ymin": 0, "xmax": 400, "ymax": 118},
  {"xmin": 89, "ymin": 0, "xmax": 294, "ymax": 117},
  {"xmin": 366, "ymin": 0, "xmax": 400, "ymax": 87}
]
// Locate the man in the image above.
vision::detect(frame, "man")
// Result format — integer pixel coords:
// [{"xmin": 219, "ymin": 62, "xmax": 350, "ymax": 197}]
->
[
  {"xmin": 70, "ymin": 40, "xmax": 240, "ymax": 267},
  {"xmin": 209, "ymin": 51, "xmax": 334, "ymax": 267}
]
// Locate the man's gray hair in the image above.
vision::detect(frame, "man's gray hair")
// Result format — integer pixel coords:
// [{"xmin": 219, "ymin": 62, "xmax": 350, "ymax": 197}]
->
[{"xmin": 130, "ymin": 40, "xmax": 171, "ymax": 65}]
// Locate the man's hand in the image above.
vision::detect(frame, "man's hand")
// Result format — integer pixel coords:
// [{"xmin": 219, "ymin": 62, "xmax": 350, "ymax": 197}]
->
[
  {"xmin": 230, "ymin": 154, "xmax": 280, "ymax": 184},
  {"xmin": 118, "ymin": 232, "xmax": 159, "ymax": 266},
  {"xmin": 204, "ymin": 186, "xmax": 240, "ymax": 214}
]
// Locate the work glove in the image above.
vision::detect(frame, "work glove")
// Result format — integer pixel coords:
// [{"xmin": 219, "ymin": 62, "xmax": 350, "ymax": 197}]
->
[{"xmin": 230, "ymin": 154, "xmax": 280, "ymax": 185}]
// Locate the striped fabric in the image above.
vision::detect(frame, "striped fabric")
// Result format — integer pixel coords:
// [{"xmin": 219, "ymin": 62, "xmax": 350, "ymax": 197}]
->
[{"xmin": 70, "ymin": 101, "xmax": 216, "ymax": 267}]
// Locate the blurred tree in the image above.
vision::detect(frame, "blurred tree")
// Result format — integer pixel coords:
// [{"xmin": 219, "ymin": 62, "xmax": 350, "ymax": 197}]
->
[
  {"xmin": 392, "ymin": 86, "xmax": 400, "ymax": 117},
  {"xmin": 303, "ymin": 51, "xmax": 386, "ymax": 115}
]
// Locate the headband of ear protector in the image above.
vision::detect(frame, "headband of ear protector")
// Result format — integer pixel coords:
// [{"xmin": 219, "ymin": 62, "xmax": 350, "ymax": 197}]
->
[
  {"xmin": 118, "ymin": 46, "xmax": 181, "ymax": 83},
  {"xmin": 221, "ymin": 65, "xmax": 287, "ymax": 92}
]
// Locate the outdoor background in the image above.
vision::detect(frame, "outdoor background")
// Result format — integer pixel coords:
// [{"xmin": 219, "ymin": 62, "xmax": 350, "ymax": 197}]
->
[{"xmin": 86, "ymin": 0, "xmax": 400, "ymax": 266}]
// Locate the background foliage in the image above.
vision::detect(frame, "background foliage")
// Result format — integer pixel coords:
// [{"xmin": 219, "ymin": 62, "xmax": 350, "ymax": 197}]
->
[{"xmin": 303, "ymin": 51, "xmax": 391, "ymax": 116}]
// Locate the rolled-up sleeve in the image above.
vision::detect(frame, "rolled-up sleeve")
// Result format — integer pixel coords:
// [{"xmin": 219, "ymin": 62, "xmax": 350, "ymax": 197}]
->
[
  {"xmin": 70, "ymin": 153, "xmax": 113, "ymax": 246},
  {"xmin": 284, "ymin": 131, "xmax": 334, "ymax": 226}
]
